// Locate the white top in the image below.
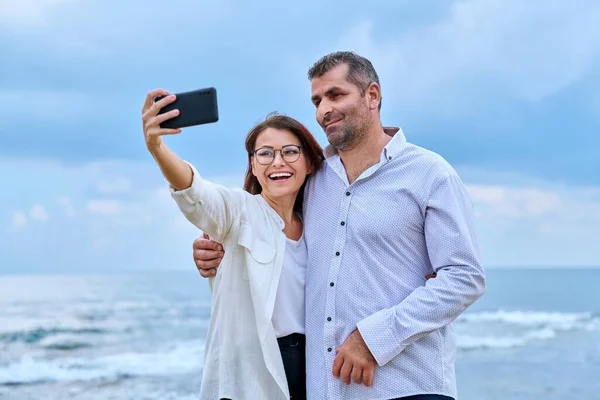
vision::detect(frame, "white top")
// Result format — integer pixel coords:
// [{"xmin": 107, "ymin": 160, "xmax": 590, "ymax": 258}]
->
[
  {"xmin": 272, "ymin": 234, "xmax": 307, "ymax": 338},
  {"xmin": 169, "ymin": 161, "xmax": 294, "ymax": 400}
]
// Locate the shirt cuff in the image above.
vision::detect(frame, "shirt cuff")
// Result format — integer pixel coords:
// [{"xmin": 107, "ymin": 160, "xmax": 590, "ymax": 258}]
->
[
  {"xmin": 168, "ymin": 161, "xmax": 204, "ymax": 206},
  {"xmin": 356, "ymin": 308, "xmax": 406, "ymax": 366}
]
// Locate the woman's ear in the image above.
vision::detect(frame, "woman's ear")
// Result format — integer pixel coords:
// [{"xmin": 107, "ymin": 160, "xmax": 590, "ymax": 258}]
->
[{"xmin": 306, "ymin": 162, "xmax": 313, "ymax": 175}]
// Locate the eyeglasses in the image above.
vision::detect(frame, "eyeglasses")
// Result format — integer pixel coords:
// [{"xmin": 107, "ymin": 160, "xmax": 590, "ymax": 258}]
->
[{"xmin": 251, "ymin": 145, "xmax": 303, "ymax": 165}]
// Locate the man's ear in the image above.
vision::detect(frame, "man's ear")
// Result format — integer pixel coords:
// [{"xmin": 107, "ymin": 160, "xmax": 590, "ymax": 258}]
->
[{"xmin": 367, "ymin": 82, "xmax": 381, "ymax": 111}]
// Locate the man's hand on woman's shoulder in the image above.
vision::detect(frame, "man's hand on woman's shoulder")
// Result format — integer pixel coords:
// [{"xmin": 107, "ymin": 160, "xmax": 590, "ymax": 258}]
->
[{"xmin": 193, "ymin": 234, "xmax": 224, "ymax": 277}]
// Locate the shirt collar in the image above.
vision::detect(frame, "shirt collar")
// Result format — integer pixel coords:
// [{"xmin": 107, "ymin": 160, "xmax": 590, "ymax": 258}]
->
[
  {"xmin": 382, "ymin": 126, "xmax": 406, "ymax": 161},
  {"xmin": 323, "ymin": 126, "xmax": 406, "ymax": 160}
]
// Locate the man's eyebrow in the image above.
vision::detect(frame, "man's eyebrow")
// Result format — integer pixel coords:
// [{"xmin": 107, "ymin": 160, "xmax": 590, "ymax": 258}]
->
[
  {"xmin": 324, "ymin": 86, "xmax": 344, "ymax": 95},
  {"xmin": 311, "ymin": 87, "xmax": 344, "ymax": 103}
]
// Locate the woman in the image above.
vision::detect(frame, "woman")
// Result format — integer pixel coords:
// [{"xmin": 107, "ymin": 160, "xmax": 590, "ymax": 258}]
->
[{"xmin": 141, "ymin": 89, "xmax": 324, "ymax": 400}]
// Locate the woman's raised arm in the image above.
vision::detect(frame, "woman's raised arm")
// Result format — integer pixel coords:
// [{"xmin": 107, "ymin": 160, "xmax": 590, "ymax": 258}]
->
[{"xmin": 141, "ymin": 89, "xmax": 244, "ymax": 243}]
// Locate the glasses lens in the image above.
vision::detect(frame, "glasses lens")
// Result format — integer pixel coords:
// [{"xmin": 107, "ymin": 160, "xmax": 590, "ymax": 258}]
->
[
  {"xmin": 282, "ymin": 146, "xmax": 301, "ymax": 162},
  {"xmin": 253, "ymin": 146, "xmax": 301, "ymax": 165},
  {"xmin": 255, "ymin": 149, "xmax": 274, "ymax": 164}
]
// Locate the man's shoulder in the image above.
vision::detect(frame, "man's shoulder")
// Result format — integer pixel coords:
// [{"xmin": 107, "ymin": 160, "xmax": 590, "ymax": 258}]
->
[
  {"xmin": 305, "ymin": 162, "xmax": 329, "ymax": 185},
  {"xmin": 402, "ymin": 141, "xmax": 458, "ymax": 180}
]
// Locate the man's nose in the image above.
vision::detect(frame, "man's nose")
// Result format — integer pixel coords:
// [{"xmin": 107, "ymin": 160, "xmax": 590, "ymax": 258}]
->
[{"xmin": 318, "ymin": 102, "xmax": 333, "ymax": 122}]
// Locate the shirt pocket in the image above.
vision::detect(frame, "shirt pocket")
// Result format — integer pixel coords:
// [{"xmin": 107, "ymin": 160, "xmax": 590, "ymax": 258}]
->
[{"xmin": 237, "ymin": 222, "xmax": 276, "ymax": 280}]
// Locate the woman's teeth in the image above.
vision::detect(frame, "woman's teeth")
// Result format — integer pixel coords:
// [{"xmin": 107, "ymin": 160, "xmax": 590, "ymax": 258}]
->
[{"xmin": 269, "ymin": 172, "xmax": 293, "ymax": 180}]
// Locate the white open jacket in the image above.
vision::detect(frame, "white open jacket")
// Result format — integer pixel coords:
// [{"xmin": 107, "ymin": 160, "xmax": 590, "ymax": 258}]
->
[{"xmin": 170, "ymin": 161, "xmax": 291, "ymax": 400}]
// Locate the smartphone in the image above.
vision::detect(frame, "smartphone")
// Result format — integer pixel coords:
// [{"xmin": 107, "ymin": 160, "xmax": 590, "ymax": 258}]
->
[{"xmin": 155, "ymin": 87, "xmax": 219, "ymax": 129}]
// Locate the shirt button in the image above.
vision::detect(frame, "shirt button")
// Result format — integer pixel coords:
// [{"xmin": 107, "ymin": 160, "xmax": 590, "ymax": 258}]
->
[
  {"xmin": 327, "ymin": 317, "xmax": 332, "ymax": 321},
  {"xmin": 335, "ymin": 251, "xmax": 340, "ymax": 256},
  {"xmin": 388, "ymin": 156, "xmax": 392, "ymax": 160},
  {"xmin": 340, "ymin": 221, "xmax": 345, "ymax": 226},
  {"xmin": 330, "ymin": 282, "xmax": 334, "ymax": 287},
  {"xmin": 345, "ymin": 191, "xmax": 351, "ymax": 196},
  {"xmin": 327, "ymin": 347, "xmax": 332, "ymax": 352}
]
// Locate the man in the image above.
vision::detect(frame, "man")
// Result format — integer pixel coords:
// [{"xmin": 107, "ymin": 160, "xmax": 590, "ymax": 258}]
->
[{"xmin": 192, "ymin": 51, "xmax": 486, "ymax": 400}]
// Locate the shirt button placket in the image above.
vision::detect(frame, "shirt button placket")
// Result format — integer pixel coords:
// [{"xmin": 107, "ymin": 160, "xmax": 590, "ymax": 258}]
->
[{"xmin": 325, "ymin": 186, "xmax": 353, "ymax": 395}]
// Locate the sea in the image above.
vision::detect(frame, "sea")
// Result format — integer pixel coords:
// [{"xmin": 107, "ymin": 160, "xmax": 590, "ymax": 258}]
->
[{"xmin": 0, "ymin": 268, "xmax": 598, "ymax": 400}]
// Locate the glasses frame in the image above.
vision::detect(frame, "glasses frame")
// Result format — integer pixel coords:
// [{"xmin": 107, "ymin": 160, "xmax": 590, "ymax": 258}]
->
[{"xmin": 251, "ymin": 145, "xmax": 303, "ymax": 165}]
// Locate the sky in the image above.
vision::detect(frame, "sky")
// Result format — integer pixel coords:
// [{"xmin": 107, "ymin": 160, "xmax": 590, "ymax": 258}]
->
[{"xmin": 1, "ymin": 0, "xmax": 599, "ymax": 274}]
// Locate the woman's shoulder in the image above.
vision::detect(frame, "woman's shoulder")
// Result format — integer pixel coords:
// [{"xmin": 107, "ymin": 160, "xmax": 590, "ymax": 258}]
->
[{"xmin": 237, "ymin": 194, "xmax": 285, "ymax": 233}]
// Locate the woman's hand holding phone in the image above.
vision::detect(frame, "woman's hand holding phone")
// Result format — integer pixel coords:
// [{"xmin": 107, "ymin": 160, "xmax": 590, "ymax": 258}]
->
[
  {"xmin": 140, "ymin": 89, "xmax": 193, "ymax": 191},
  {"xmin": 141, "ymin": 89, "xmax": 182, "ymax": 152}
]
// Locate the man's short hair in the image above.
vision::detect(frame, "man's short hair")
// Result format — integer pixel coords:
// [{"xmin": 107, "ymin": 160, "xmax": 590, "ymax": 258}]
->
[{"xmin": 307, "ymin": 51, "xmax": 382, "ymax": 110}]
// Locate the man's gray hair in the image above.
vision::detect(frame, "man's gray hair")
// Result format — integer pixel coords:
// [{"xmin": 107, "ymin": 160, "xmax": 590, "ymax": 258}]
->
[{"xmin": 307, "ymin": 51, "xmax": 382, "ymax": 110}]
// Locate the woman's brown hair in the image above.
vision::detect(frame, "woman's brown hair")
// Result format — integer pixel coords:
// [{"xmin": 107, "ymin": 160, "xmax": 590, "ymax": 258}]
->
[{"xmin": 243, "ymin": 113, "xmax": 325, "ymax": 213}]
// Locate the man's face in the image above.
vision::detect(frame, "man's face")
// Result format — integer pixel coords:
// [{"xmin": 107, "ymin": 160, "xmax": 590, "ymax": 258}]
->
[{"xmin": 310, "ymin": 64, "xmax": 371, "ymax": 151}]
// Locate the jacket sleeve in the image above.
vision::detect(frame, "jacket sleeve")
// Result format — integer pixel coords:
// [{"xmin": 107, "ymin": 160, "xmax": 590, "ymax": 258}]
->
[{"xmin": 169, "ymin": 161, "xmax": 246, "ymax": 243}]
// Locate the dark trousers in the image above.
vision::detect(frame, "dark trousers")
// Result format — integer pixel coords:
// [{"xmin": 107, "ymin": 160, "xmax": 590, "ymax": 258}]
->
[
  {"xmin": 392, "ymin": 396, "xmax": 455, "ymax": 400},
  {"xmin": 277, "ymin": 333, "xmax": 307, "ymax": 399}
]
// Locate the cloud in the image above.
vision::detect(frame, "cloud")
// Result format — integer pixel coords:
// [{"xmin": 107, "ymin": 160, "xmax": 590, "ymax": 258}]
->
[
  {"xmin": 464, "ymin": 180, "xmax": 600, "ymax": 266},
  {"xmin": 9, "ymin": 206, "xmax": 49, "ymax": 229},
  {"xmin": 0, "ymin": 0, "xmax": 76, "ymax": 26},
  {"xmin": 96, "ymin": 177, "xmax": 131, "ymax": 194},
  {"xmin": 29, "ymin": 204, "xmax": 48, "ymax": 221},
  {"xmin": 57, "ymin": 196, "xmax": 76, "ymax": 217},
  {"xmin": 335, "ymin": 0, "xmax": 600, "ymax": 113},
  {"xmin": 468, "ymin": 183, "xmax": 600, "ymax": 222},
  {"xmin": 0, "ymin": 90, "xmax": 94, "ymax": 121},
  {"xmin": 11, "ymin": 211, "xmax": 27, "ymax": 229},
  {"xmin": 467, "ymin": 185, "xmax": 562, "ymax": 218},
  {"xmin": 0, "ymin": 0, "xmax": 233, "ymax": 59},
  {"xmin": 1, "ymin": 0, "xmax": 599, "ymax": 271},
  {"xmin": 86, "ymin": 200, "xmax": 123, "ymax": 215}
]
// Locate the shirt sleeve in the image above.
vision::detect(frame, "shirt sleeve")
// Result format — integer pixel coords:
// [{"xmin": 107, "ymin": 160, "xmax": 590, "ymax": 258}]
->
[
  {"xmin": 357, "ymin": 172, "xmax": 486, "ymax": 366},
  {"xmin": 169, "ymin": 161, "xmax": 246, "ymax": 243}
]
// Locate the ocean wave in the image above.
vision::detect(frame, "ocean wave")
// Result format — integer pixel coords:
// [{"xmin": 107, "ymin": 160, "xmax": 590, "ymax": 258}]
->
[
  {"xmin": 457, "ymin": 328, "xmax": 557, "ymax": 350},
  {"xmin": 458, "ymin": 309, "xmax": 596, "ymax": 327},
  {"xmin": 0, "ymin": 341, "xmax": 204, "ymax": 386},
  {"xmin": 41, "ymin": 336, "xmax": 93, "ymax": 351},
  {"xmin": 456, "ymin": 310, "xmax": 598, "ymax": 350},
  {"xmin": 0, "ymin": 328, "xmax": 107, "ymax": 345}
]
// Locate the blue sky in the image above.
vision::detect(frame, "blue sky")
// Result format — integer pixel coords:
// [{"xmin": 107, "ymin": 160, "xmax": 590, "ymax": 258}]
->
[{"xmin": 1, "ymin": 0, "xmax": 599, "ymax": 273}]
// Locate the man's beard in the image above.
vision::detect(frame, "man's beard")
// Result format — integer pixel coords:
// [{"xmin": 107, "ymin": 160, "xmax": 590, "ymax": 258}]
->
[{"xmin": 323, "ymin": 112, "xmax": 370, "ymax": 152}]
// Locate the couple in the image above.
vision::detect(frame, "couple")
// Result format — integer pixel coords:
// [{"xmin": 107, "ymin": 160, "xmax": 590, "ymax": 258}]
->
[{"xmin": 142, "ymin": 51, "xmax": 486, "ymax": 400}]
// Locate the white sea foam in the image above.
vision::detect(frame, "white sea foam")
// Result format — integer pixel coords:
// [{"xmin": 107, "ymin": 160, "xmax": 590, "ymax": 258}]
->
[
  {"xmin": 0, "ymin": 340, "xmax": 204, "ymax": 385},
  {"xmin": 1, "ymin": 309, "xmax": 597, "ymax": 385},
  {"xmin": 458, "ymin": 309, "xmax": 594, "ymax": 327},
  {"xmin": 456, "ymin": 310, "xmax": 597, "ymax": 350}
]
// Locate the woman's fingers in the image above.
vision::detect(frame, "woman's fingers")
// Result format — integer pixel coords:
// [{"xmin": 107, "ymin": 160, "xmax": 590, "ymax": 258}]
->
[
  {"xmin": 143, "ymin": 99, "xmax": 181, "ymax": 141},
  {"xmin": 145, "ymin": 112, "xmax": 181, "ymax": 135},
  {"xmin": 149, "ymin": 94, "xmax": 177, "ymax": 118},
  {"xmin": 152, "ymin": 108, "xmax": 180, "ymax": 126},
  {"xmin": 142, "ymin": 94, "xmax": 177, "ymax": 123},
  {"xmin": 154, "ymin": 127, "xmax": 182, "ymax": 136},
  {"xmin": 141, "ymin": 89, "xmax": 181, "ymax": 151},
  {"xmin": 142, "ymin": 88, "xmax": 170, "ymax": 114}
]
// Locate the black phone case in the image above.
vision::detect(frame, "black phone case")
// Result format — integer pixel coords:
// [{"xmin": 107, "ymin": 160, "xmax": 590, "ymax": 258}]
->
[{"xmin": 156, "ymin": 87, "xmax": 219, "ymax": 129}]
